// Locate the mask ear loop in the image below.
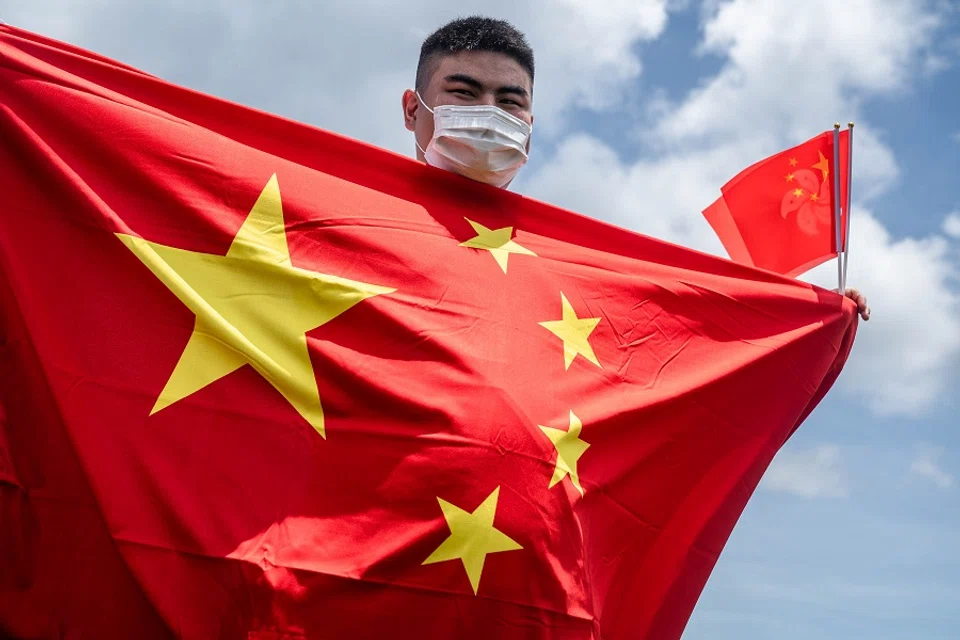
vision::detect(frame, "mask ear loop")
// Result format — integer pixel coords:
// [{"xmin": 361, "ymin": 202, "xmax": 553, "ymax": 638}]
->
[
  {"xmin": 414, "ymin": 91, "xmax": 434, "ymax": 157},
  {"xmin": 415, "ymin": 91, "xmax": 435, "ymax": 114}
]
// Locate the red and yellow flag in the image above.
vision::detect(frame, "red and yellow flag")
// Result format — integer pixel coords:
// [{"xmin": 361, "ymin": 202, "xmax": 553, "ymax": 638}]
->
[
  {"xmin": 703, "ymin": 130, "xmax": 851, "ymax": 277},
  {"xmin": 0, "ymin": 26, "xmax": 857, "ymax": 640}
]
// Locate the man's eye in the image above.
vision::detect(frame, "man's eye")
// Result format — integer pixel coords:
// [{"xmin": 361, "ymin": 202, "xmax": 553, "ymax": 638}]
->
[{"xmin": 452, "ymin": 89, "xmax": 473, "ymax": 97}]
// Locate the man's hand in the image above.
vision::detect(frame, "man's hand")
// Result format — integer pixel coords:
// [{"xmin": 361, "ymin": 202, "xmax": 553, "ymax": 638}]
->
[{"xmin": 844, "ymin": 288, "xmax": 870, "ymax": 321}]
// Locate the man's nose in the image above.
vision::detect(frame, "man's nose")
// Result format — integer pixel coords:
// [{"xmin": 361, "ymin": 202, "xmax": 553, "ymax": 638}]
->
[{"xmin": 478, "ymin": 92, "xmax": 497, "ymax": 106}]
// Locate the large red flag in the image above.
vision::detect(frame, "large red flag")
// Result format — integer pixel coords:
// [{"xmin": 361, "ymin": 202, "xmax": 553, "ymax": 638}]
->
[
  {"xmin": 0, "ymin": 25, "xmax": 857, "ymax": 640},
  {"xmin": 703, "ymin": 130, "xmax": 850, "ymax": 277}
]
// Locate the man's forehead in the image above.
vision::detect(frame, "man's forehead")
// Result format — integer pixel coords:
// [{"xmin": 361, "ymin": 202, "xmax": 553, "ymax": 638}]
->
[{"xmin": 429, "ymin": 51, "xmax": 532, "ymax": 92}]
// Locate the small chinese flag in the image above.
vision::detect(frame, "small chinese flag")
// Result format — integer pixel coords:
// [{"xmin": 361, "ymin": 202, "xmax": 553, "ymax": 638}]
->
[
  {"xmin": 0, "ymin": 25, "xmax": 858, "ymax": 640},
  {"xmin": 703, "ymin": 130, "xmax": 850, "ymax": 277}
]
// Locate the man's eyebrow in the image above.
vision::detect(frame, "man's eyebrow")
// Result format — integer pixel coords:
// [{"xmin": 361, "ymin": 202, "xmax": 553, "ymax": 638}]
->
[
  {"xmin": 444, "ymin": 73, "xmax": 483, "ymax": 90},
  {"xmin": 496, "ymin": 85, "xmax": 529, "ymax": 99},
  {"xmin": 443, "ymin": 74, "xmax": 530, "ymax": 99}
]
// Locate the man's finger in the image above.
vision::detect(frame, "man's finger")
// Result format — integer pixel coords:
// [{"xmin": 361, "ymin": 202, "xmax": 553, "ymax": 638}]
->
[{"xmin": 842, "ymin": 288, "xmax": 869, "ymax": 321}]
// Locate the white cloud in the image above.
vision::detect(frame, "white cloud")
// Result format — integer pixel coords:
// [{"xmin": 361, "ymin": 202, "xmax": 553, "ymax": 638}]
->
[
  {"xmin": 909, "ymin": 446, "xmax": 955, "ymax": 489},
  {"xmin": 761, "ymin": 444, "xmax": 849, "ymax": 499},
  {"xmin": 943, "ymin": 212, "xmax": 960, "ymax": 239},
  {"xmin": 526, "ymin": 0, "xmax": 669, "ymax": 118},
  {"xmin": 802, "ymin": 211, "xmax": 960, "ymax": 416},
  {"xmin": 3, "ymin": 0, "xmax": 670, "ymax": 150},
  {"xmin": 522, "ymin": 134, "xmax": 734, "ymax": 253},
  {"xmin": 922, "ymin": 52, "xmax": 951, "ymax": 76},
  {"xmin": 644, "ymin": 0, "xmax": 938, "ymax": 201},
  {"xmin": 657, "ymin": 0, "xmax": 939, "ymax": 142},
  {"xmin": 672, "ymin": 0, "xmax": 933, "ymax": 162}
]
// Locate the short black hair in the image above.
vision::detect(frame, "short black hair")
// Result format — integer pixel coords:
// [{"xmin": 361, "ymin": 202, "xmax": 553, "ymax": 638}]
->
[{"xmin": 416, "ymin": 16, "xmax": 535, "ymax": 92}]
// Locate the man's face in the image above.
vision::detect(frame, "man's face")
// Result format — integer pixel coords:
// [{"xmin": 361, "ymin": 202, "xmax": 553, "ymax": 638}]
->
[{"xmin": 402, "ymin": 51, "xmax": 534, "ymax": 162}]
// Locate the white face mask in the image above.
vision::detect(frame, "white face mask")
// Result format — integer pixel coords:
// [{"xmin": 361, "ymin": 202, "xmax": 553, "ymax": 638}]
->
[{"xmin": 416, "ymin": 92, "xmax": 532, "ymax": 188}]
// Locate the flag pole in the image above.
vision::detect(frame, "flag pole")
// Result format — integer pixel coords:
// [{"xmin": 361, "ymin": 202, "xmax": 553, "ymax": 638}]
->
[
  {"xmin": 832, "ymin": 124, "xmax": 843, "ymax": 292},
  {"xmin": 842, "ymin": 122, "xmax": 854, "ymax": 292}
]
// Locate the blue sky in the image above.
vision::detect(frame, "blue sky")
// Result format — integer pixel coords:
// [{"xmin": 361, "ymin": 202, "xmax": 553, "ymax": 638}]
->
[{"xmin": 5, "ymin": 1, "xmax": 958, "ymax": 638}]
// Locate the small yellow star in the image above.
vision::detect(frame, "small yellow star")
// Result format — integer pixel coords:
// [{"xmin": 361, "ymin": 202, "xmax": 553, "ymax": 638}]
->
[
  {"xmin": 793, "ymin": 188, "xmax": 804, "ymax": 198},
  {"xmin": 812, "ymin": 151, "xmax": 830, "ymax": 181},
  {"xmin": 788, "ymin": 157, "xmax": 798, "ymax": 167},
  {"xmin": 810, "ymin": 192, "xmax": 820, "ymax": 202},
  {"xmin": 539, "ymin": 410, "xmax": 590, "ymax": 496},
  {"xmin": 539, "ymin": 293, "xmax": 602, "ymax": 370},
  {"xmin": 459, "ymin": 218, "xmax": 536, "ymax": 274},
  {"xmin": 422, "ymin": 486, "xmax": 522, "ymax": 595},
  {"xmin": 785, "ymin": 173, "xmax": 795, "ymax": 182}
]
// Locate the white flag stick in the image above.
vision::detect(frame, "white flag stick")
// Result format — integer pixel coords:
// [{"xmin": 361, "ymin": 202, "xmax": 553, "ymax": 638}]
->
[
  {"xmin": 842, "ymin": 122, "xmax": 854, "ymax": 292},
  {"xmin": 832, "ymin": 124, "xmax": 843, "ymax": 292}
]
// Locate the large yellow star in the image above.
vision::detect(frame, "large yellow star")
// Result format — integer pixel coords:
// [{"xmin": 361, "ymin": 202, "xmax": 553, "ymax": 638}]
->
[
  {"xmin": 539, "ymin": 292, "xmax": 602, "ymax": 370},
  {"xmin": 117, "ymin": 174, "xmax": 394, "ymax": 438},
  {"xmin": 813, "ymin": 151, "xmax": 830, "ymax": 181},
  {"xmin": 422, "ymin": 486, "xmax": 522, "ymax": 595},
  {"xmin": 459, "ymin": 218, "xmax": 536, "ymax": 274},
  {"xmin": 539, "ymin": 410, "xmax": 590, "ymax": 496}
]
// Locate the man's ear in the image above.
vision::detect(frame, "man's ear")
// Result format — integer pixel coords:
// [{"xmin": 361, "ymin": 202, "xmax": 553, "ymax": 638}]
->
[{"xmin": 402, "ymin": 89, "xmax": 418, "ymax": 132}]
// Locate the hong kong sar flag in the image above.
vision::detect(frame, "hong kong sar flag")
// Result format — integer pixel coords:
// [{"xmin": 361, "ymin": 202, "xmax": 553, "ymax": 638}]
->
[
  {"xmin": 0, "ymin": 24, "xmax": 857, "ymax": 640},
  {"xmin": 703, "ymin": 130, "xmax": 850, "ymax": 277}
]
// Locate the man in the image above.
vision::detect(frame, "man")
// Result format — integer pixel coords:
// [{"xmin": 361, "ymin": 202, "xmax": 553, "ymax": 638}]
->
[
  {"xmin": 402, "ymin": 16, "xmax": 533, "ymax": 190},
  {"xmin": 401, "ymin": 16, "xmax": 869, "ymax": 320}
]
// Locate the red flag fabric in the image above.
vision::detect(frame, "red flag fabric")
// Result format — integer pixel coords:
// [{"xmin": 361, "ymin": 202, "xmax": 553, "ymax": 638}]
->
[
  {"xmin": 0, "ymin": 25, "xmax": 858, "ymax": 640},
  {"xmin": 703, "ymin": 130, "xmax": 850, "ymax": 277}
]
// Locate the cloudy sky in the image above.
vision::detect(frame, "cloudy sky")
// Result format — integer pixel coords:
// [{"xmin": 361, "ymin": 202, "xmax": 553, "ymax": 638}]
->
[{"xmin": 5, "ymin": 1, "xmax": 958, "ymax": 637}]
